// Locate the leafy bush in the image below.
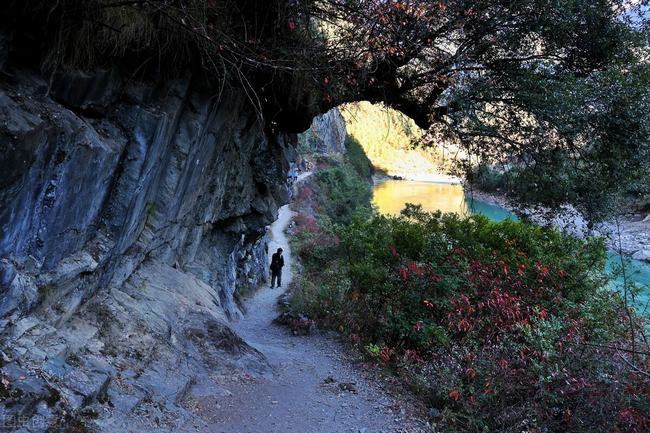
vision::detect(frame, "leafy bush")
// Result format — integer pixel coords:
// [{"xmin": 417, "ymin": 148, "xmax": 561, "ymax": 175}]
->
[
  {"xmin": 469, "ymin": 164, "xmax": 513, "ymax": 193},
  {"xmin": 295, "ymin": 204, "xmax": 649, "ymax": 433},
  {"xmin": 316, "ymin": 163, "xmax": 372, "ymax": 223},
  {"xmin": 344, "ymin": 136, "xmax": 374, "ymax": 180},
  {"xmin": 290, "ymin": 133, "xmax": 373, "ymax": 283}
]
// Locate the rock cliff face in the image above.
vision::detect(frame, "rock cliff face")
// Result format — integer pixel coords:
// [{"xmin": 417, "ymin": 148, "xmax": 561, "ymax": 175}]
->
[
  {"xmin": 298, "ymin": 108, "xmax": 347, "ymax": 155},
  {"xmin": 1, "ymin": 69, "xmax": 293, "ymax": 320},
  {"xmin": 0, "ymin": 64, "xmax": 296, "ymax": 431}
]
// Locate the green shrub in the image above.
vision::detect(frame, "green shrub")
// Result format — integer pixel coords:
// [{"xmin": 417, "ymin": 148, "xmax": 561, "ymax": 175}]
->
[
  {"xmin": 469, "ymin": 164, "xmax": 513, "ymax": 193},
  {"xmin": 294, "ymin": 204, "xmax": 649, "ymax": 433},
  {"xmin": 344, "ymin": 136, "xmax": 374, "ymax": 179},
  {"xmin": 315, "ymin": 164, "xmax": 372, "ymax": 225}
]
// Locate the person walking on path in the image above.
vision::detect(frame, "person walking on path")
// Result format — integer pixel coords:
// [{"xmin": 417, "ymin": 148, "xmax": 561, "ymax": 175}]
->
[{"xmin": 270, "ymin": 248, "xmax": 284, "ymax": 288}]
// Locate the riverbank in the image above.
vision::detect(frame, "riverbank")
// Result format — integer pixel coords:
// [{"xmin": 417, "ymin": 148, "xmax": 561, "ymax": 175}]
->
[
  {"xmin": 370, "ymin": 176, "xmax": 650, "ymax": 262},
  {"xmin": 467, "ymin": 190, "xmax": 650, "ymax": 263}
]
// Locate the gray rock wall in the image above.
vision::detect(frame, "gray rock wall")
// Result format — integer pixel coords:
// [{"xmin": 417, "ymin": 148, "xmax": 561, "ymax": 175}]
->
[
  {"xmin": 298, "ymin": 107, "xmax": 347, "ymax": 154},
  {"xmin": 0, "ymin": 69, "xmax": 291, "ymax": 322},
  {"xmin": 0, "ymin": 66, "xmax": 297, "ymax": 431}
]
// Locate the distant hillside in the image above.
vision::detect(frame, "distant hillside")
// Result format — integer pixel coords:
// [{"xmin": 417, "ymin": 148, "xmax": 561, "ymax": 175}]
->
[{"xmin": 340, "ymin": 102, "xmax": 459, "ymax": 182}]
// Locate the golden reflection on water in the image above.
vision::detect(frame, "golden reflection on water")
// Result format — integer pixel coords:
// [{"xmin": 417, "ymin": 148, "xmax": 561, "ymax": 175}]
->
[{"xmin": 372, "ymin": 180, "xmax": 470, "ymax": 216}]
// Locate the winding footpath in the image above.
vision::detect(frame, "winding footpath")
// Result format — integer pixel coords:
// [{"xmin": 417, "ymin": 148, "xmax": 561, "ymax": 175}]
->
[{"xmin": 208, "ymin": 201, "xmax": 428, "ymax": 433}]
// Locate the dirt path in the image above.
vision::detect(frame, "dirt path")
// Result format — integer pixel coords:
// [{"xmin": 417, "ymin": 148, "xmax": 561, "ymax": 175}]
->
[{"xmin": 207, "ymin": 203, "xmax": 428, "ymax": 433}]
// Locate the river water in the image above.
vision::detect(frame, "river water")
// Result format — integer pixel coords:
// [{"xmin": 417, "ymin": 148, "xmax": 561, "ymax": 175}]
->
[{"xmin": 372, "ymin": 179, "xmax": 650, "ymax": 315}]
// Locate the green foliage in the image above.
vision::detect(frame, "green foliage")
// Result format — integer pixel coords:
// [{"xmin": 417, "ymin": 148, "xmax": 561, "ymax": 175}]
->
[
  {"xmin": 314, "ymin": 163, "xmax": 372, "ymax": 225},
  {"xmin": 343, "ymin": 136, "xmax": 374, "ymax": 180},
  {"xmin": 297, "ymin": 131, "xmax": 314, "ymax": 155},
  {"xmin": 468, "ymin": 165, "xmax": 513, "ymax": 193},
  {"xmin": 6, "ymin": 1, "xmax": 647, "ymax": 216},
  {"xmin": 289, "ymin": 133, "xmax": 374, "ymax": 314},
  {"xmin": 454, "ymin": 57, "xmax": 650, "ymax": 222},
  {"xmin": 290, "ymin": 133, "xmax": 373, "ymax": 299},
  {"xmin": 293, "ymin": 204, "xmax": 648, "ymax": 433},
  {"xmin": 336, "ymin": 206, "xmax": 610, "ymax": 334}
]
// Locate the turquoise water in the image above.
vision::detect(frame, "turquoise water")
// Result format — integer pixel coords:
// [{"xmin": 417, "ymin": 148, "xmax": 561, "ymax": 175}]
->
[
  {"xmin": 606, "ymin": 252, "xmax": 650, "ymax": 316},
  {"xmin": 373, "ymin": 180, "xmax": 650, "ymax": 316},
  {"xmin": 466, "ymin": 196, "xmax": 518, "ymax": 222}
]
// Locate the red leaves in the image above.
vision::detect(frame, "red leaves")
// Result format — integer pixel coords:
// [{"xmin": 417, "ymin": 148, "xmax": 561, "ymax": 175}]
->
[
  {"xmin": 456, "ymin": 318, "xmax": 473, "ymax": 332},
  {"xmin": 396, "ymin": 260, "xmax": 441, "ymax": 283},
  {"xmin": 293, "ymin": 212, "xmax": 339, "ymax": 260},
  {"xmin": 294, "ymin": 214, "xmax": 319, "ymax": 233},
  {"xmin": 496, "ymin": 259, "xmax": 509, "ymax": 275},
  {"xmin": 486, "ymin": 289, "xmax": 527, "ymax": 329},
  {"xmin": 464, "ymin": 367, "xmax": 477, "ymax": 380},
  {"xmin": 287, "ymin": 20, "xmax": 297, "ymax": 31},
  {"xmin": 464, "ymin": 8, "xmax": 477, "ymax": 17},
  {"xmin": 408, "ymin": 261, "xmax": 424, "ymax": 276},
  {"xmin": 451, "ymin": 255, "xmax": 576, "ymax": 341},
  {"xmin": 535, "ymin": 261, "xmax": 550, "ymax": 278},
  {"xmin": 483, "ymin": 379, "xmax": 495, "ymax": 396},
  {"xmin": 618, "ymin": 407, "xmax": 649, "ymax": 433},
  {"xmin": 563, "ymin": 408, "xmax": 573, "ymax": 425},
  {"xmin": 398, "ymin": 262, "xmax": 416, "ymax": 280},
  {"xmin": 538, "ymin": 308, "xmax": 548, "ymax": 320},
  {"xmin": 448, "ymin": 286, "xmax": 529, "ymax": 337},
  {"xmin": 447, "ymin": 294, "xmax": 474, "ymax": 332},
  {"xmin": 541, "ymin": 266, "xmax": 550, "ymax": 277},
  {"xmin": 450, "ymin": 246, "xmax": 466, "ymax": 257},
  {"xmin": 405, "ymin": 349, "xmax": 424, "ymax": 364},
  {"xmin": 449, "ymin": 389, "xmax": 461, "ymax": 401},
  {"xmin": 517, "ymin": 263, "xmax": 526, "ymax": 276},
  {"xmin": 296, "ymin": 184, "xmax": 314, "ymax": 201},
  {"xmin": 380, "ymin": 345, "xmax": 393, "ymax": 364}
]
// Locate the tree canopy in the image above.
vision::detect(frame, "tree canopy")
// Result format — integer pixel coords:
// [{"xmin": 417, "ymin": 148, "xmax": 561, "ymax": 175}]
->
[{"xmin": 3, "ymin": 0, "xmax": 649, "ymax": 219}]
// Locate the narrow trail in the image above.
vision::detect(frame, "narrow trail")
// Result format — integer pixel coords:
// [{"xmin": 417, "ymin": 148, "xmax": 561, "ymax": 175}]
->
[{"xmin": 208, "ymin": 194, "xmax": 427, "ymax": 432}]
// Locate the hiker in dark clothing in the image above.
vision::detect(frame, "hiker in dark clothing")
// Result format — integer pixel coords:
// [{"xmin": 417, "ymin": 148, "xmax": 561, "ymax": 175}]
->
[{"xmin": 270, "ymin": 248, "xmax": 284, "ymax": 288}]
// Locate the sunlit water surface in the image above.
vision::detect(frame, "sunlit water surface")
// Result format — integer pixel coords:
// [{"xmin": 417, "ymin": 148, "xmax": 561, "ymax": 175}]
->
[
  {"xmin": 372, "ymin": 179, "xmax": 650, "ymax": 316},
  {"xmin": 372, "ymin": 180, "xmax": 513, "ymax": 221}
]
